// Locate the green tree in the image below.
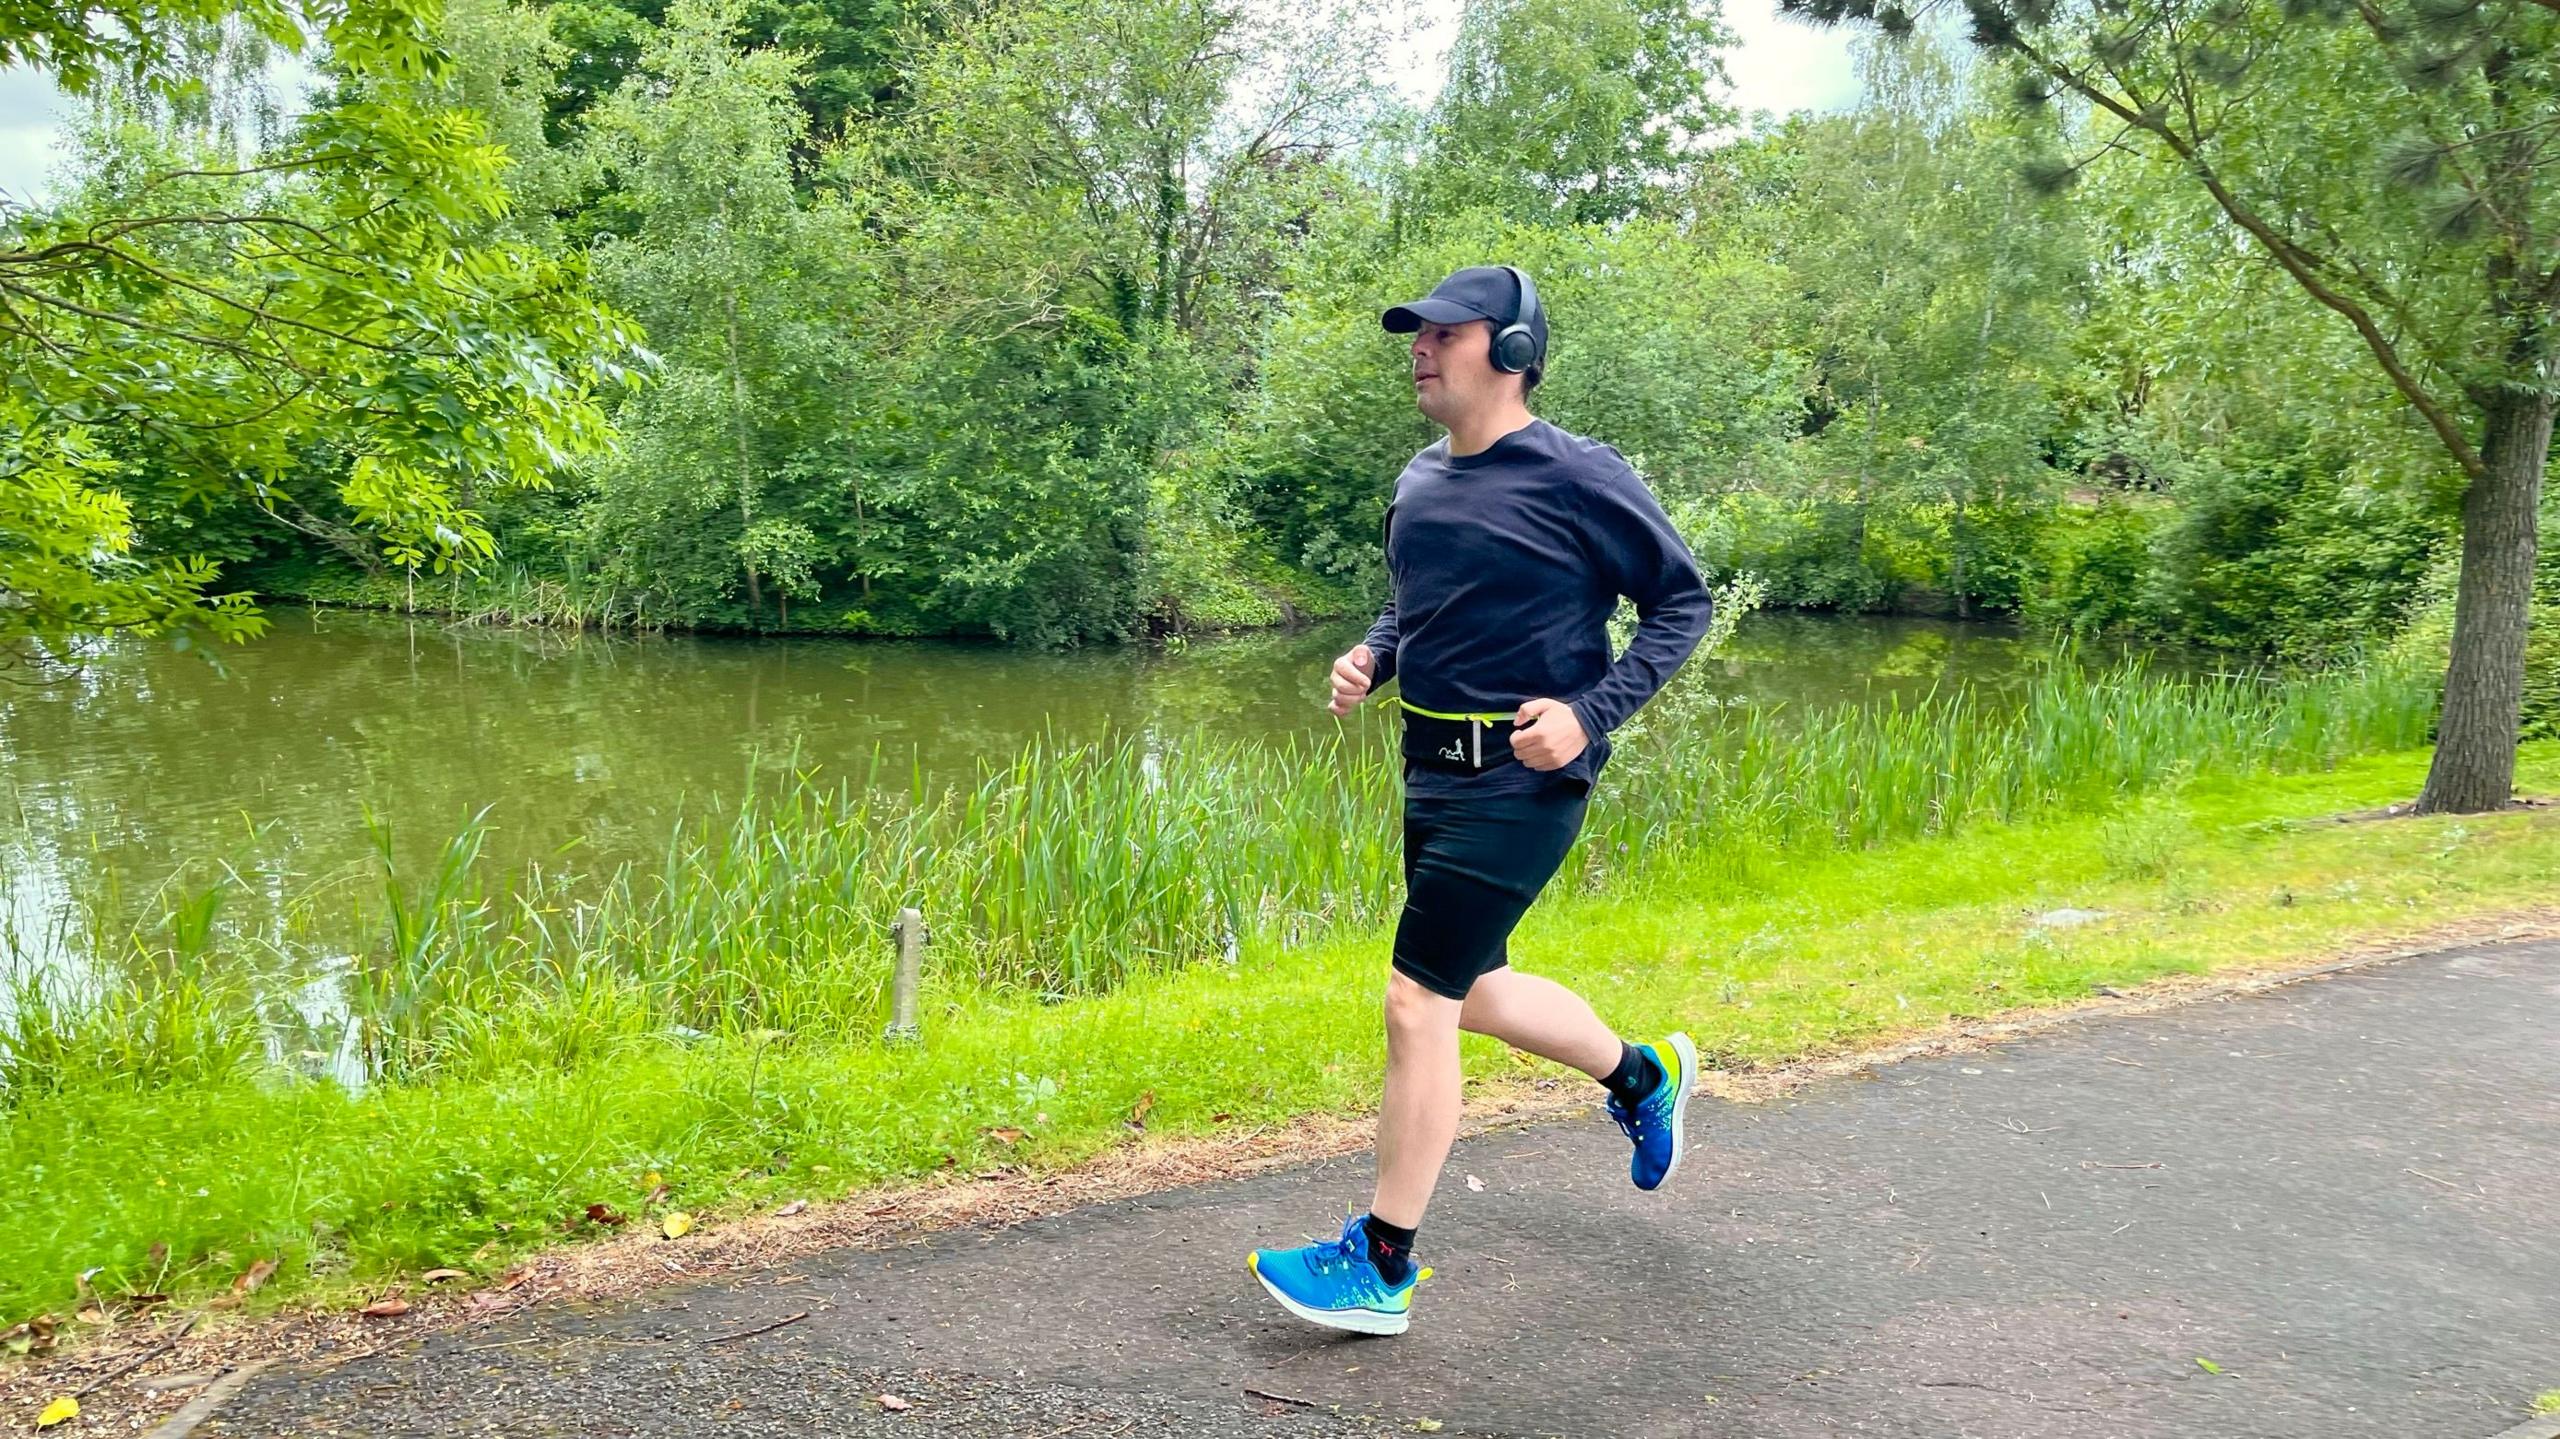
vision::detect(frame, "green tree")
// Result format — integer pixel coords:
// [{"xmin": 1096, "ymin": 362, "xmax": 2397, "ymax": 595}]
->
[
  {"xmin": 540, "ymin": 0, "xmax": 916, "ymax": 144},
  {"xmin": 1235, "ymin": 209, "xmax": 1805, "ymax": 587},
  {"xmin": 1778, "ymin": 35, "xmax": 2090, "ymax": 613},
  {"xmin": 1412, "ymin": 0, "xmax": 1736, "ymax": 226},
  {"xmin": 1784, "ymin": 0, "xmax": 2560, "ymax": 810},
  {"xmin": 804, "ymin": 0, "xmax": 1401, "ymax": 640},
  {"xmin": 0, "ymin": 0, "xmax": 641, "ymax": 667},
  {"xmin": 578, "ymin": 0, "xmax": 841, "ymax": 627},
  {"xmin": 2052, "ymin": 154, "xmax": 2455, "ymax": 652}
]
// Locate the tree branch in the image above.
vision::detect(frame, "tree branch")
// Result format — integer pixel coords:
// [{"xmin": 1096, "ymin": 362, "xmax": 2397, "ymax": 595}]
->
[
  {"xmin": 2351, "ymin": 0, "xmax": 2530, "ymax": 246},
  {"xmin": 2009, "ymin": 33, "xmax": 2490, "ymax": 481},
  {"xmin": 82, "ymin": 209, "xmax": 365, "ymax": 257},
  {"xmin": 85, "ymin": 241, "xmax": 412, "ymax": 354},
  {"xmin": 129, "ymin": 150, "xmax": 362, "ymax": 200},
  {"xmin": 0, "ymin": 276, "xmax": 306, "ymax": 372}
]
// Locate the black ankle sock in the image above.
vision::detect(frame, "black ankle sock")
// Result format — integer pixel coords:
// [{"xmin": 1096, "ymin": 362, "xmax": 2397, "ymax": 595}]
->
[
  {"xmin": 1361, "ymin": 1214, "xmax": 1417, "ymax": 1285},
  {"xmin": 1601, "ymin": 1041, "xmax": 1662, "ymax": 1108}
]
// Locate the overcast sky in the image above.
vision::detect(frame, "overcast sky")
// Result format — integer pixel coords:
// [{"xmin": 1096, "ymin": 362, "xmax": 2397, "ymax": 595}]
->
[{"xmin": 0, "ymin": 0, "xmax": 1860, "ymax": 205}]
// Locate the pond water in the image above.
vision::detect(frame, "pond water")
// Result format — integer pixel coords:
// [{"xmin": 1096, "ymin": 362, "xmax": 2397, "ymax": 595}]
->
[{"xmin": 0, "ymin": 607, "xmax": 2074, "ymax": 973}]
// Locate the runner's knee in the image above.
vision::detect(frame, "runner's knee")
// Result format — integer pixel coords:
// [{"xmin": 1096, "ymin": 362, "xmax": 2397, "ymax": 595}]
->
[{"xmin": 1383, "ymin": 969, "xmax": 1459, "ymax": 1038}]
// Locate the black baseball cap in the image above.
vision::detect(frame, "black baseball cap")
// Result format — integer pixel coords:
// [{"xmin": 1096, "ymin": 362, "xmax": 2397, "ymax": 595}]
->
[{"xmin": 1381, "ymin": 265, "xmax": 1545, "ymax": 357}]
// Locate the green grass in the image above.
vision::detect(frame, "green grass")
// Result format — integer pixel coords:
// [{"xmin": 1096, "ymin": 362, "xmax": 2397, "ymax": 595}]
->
[
  {"xmin": 1, "ymin": 737, "xmax": 2552, "ymax": 1327},
  {"xmin": 2532, "ymin": 1389, "xmax": 2560, "ymax": 1416}
]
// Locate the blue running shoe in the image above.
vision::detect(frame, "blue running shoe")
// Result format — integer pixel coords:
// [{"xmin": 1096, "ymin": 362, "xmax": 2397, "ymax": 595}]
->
[
  {"xmin": 1249, "ymin": 1212, "xmax": 1429, "ymax": 1335},
  {"xmin": 1608, "ymin": 1031, "xmax": 1698, "ymax": 1190}
]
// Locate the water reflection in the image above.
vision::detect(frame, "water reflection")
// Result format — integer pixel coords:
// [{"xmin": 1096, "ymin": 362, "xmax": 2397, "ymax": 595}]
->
[{"xmin": 2, "ymin": 605, "xmax": 2096, "ymax": 984}]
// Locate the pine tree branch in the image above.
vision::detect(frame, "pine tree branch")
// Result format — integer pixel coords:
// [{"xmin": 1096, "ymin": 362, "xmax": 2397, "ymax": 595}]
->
[
  {"xmin": 2198, "ymin": 35, "xmax": 2287, "ymax": 144},
  {"xmin": 2006, "ymin": 33, "xmax": 2492, "ymax": 482},
  {"xmin": 2350, "ymin": 0, "xmax": 2531, "ymax": 247}
]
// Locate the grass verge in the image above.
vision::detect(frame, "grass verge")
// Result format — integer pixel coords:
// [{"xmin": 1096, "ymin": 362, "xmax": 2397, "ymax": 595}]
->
[{"xmin": 1, "ymin": 742, "xmax": 2552, "ymax": 1339}]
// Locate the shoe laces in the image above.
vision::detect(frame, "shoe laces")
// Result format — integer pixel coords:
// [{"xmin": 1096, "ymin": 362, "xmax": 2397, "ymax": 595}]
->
[
  {"xmin": 1609, "ymin": 1092, "xmax": 1649, "ymax": 1144},
  {"xmin": 1305, "ymin": 1222, "xmax": 1382, "ymax": 1296}
]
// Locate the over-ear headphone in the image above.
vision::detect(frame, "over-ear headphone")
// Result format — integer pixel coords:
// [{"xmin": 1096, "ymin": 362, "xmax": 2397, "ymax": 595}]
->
[{"xmin": 1490, "ymin": 265, "xmax": 1544, "ymax": 376}]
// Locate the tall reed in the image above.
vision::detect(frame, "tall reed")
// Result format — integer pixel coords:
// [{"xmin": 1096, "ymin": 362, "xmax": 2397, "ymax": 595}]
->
[{"xmin": 2, "ymin": 652, "xmax": 2439, "ymax": 1096}]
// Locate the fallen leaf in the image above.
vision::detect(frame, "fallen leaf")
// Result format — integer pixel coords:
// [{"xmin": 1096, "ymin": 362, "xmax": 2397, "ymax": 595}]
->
[
  {"xmin": 233, "ymin": 1258, "xmax": 278, "ymax": 1296},
  {"xmin": 774, "ymin": 1199, "xmax": 809, "ymax": 1218},
  {"xmin": 4, "ymin": 1317, "xmax": 57, "ymax": 1357},
  {"xmin": 1415, "ymin": 1421, "xmax": 1444, "ymax": 1433},
  {"xmin": 1127, "ymin": 1090, "xmax": 1156, "ymax": 1130},
  {"xmin": 878, "ymin": 1394, "xmax": 910, "ymax": 1411},
  {"xmin": 661, "ymin": 1211, "xmax": 695, "ymax": 1240},
  {"xmin": 1210, "ymin": 1112, "xmax": 1232, "ymax": 1124},
  {"xmin": 496, "ymin": 1265, "xmax": 533, "ymax": 1290},
  {"xmin": 585, "ymin": 1203, "xmax": 627, "ymax": 1227},
  {"xmin": 470, "ymin": 1240, "xmax": 499, "ymax": 1262},
  {"xmin": 643, "ymin": 1170, "xmax": 662, "ymax": 1189},
  {"xmin": 1464, "ymin": 1174, "xmax": 1484, "ymax": 1193},
  {"xmin": 359, "ymin": 1296, "xmax": 410, "ymax": 1318},
  {"xmin": 2195, "ymin": 1357, "xmax": 2222, "ymax": 1375},
  {"xmin": 642, "ymin": 1183, "xmax": 671, "ymax": 1208},
  {"xmin": 420, "ymin": 1268, "xmax": 468, "ymax": 1284},
  {"xmin": 983, "ymin": 1126, "xmax": 1025, "ymax": 1146},
  {"xmin": 36, "ymin": 1396, "xmax": 78, "ymax": 1428}
]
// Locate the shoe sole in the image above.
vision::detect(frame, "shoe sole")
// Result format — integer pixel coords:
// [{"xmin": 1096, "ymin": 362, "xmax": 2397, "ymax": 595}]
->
[
  {"xmin": 1652, "ymin": 1031, "xmax": 1700, "ymax": 1190},
  {"xmin": 1250, "ymin": 1263, "xmax": 1411, "ymax": 1336}
]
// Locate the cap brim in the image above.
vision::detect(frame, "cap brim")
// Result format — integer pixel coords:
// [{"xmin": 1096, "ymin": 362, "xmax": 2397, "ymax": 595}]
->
[{"xmin": 1381, "ymin": 297, "xmax": 1489, "ymax": 333}]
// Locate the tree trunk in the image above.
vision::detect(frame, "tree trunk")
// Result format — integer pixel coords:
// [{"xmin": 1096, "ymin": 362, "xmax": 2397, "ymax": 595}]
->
[
  {"xmin": 2418, "ymin": 385, "xmax": 2550, "ymax": 814},
  {"xmin": 722, "ymin": 282, "xmax": 762, "ymax": 625},
  {"xmin": 1151, "ymin": 135, "xmax": 1178, "ymax": 329},
  {"xmin": 854, "ymin": 486, "xmax": 871, "ymax": 600},
  {"xmin": 1950, "ymin": 489, "xmax": 1968, "ymax": 620}
]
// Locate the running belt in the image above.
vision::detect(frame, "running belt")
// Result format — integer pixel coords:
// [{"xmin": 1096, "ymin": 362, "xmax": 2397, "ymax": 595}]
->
[{"xmin": 1397, "ymin": 698, "xmax": 1518, "ymax": 773}]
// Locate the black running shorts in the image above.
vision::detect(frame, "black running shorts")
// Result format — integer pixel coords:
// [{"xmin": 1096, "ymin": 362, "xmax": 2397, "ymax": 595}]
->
[{"xmin": 1389, "ymin": 783, "xmax": 1591, "ymax": 1001}]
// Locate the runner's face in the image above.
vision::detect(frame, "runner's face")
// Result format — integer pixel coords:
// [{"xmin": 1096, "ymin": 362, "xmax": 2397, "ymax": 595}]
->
[{"xmin": 1409, "ymin": 321, "xmax": 1509, "ymax": 426}]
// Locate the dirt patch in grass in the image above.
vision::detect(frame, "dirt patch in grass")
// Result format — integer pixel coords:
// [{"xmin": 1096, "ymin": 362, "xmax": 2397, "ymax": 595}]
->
[{"xmin": 7, "ymin": 911, "xmax": 2556, "ymax": 1432}]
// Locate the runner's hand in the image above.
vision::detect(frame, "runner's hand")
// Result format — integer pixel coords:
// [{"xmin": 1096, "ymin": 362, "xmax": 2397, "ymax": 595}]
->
[
  {"xmin": 1512, "ymin": 698, "xmax": 1589, "ymax": 770},
  {"xmin": 1327, "ymin": 645, "xmax": 1377, "ymax": 716}
]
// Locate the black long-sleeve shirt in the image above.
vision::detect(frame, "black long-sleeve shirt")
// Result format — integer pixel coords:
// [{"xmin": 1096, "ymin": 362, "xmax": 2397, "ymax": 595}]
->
[{"xmin": 1363, "ymin": 418, "xmax": 1712, "ymax": 796}]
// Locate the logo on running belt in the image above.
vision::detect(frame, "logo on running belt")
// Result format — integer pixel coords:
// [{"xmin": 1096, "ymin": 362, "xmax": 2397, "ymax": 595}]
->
[{"xmin": 1440, "ymin": 741, "xmax": 1467, "ymax": 763}]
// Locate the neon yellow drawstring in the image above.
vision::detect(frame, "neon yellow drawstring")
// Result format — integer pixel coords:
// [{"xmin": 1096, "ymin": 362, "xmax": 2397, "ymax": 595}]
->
[{"xmin": 1396, "ymin": 698, "xmax": 1515, "ymax": 723}]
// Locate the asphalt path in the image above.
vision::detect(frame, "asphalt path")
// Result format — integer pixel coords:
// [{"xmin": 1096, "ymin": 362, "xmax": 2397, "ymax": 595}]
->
[{"xmin": 207, "ymin": 939, "xmax": 2560, "ymax": 1438}]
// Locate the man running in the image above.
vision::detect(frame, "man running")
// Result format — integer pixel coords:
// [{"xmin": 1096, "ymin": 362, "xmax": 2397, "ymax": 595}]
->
[{"xmin": 1248, "ymin": 265, "xmax": 1716, "ymax": 1335}]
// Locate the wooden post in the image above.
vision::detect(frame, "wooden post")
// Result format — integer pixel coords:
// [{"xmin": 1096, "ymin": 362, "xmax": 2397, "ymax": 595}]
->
[{"xmin": 885, "ymin": 906, "xmax": 925, "ymax": 1045}]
